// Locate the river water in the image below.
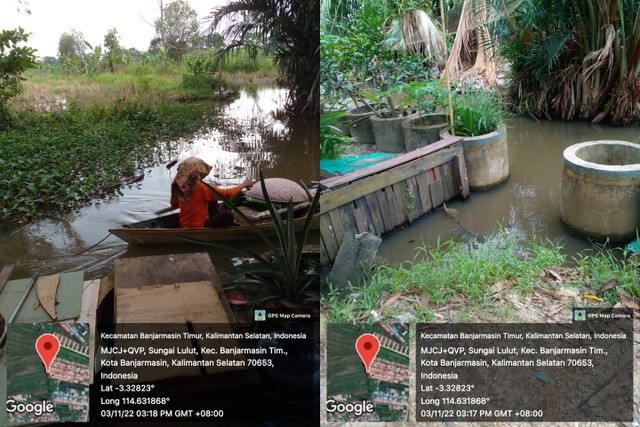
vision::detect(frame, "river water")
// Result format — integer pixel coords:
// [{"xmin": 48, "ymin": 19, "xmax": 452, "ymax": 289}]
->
[
  {"xmin": 377, "ymin": 117, "xmax": 640, "ymax": 263},
  {"xmin": 0, "ymin": 86, "xmax": 319, "ymax": 279}
]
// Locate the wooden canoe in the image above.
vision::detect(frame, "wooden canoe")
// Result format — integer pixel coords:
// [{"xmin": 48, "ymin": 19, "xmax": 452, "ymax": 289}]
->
[{"xmin": 109, "ymin": 212, "xmax": 320, "ymax": 245}]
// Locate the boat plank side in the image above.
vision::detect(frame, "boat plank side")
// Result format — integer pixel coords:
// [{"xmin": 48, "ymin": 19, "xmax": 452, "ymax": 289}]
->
[
  {"xmin": 338, "ymin": 204, "xmax": 358, "ymax": 237},
  {"xmin": 353, "ymin": 206, "xmax": 368, "ymax": 234},
  {"xmin": 415, "ymin": 171, "xmax": 433, "ymax": 213},
  {"xmin": 354, "ymin": 197, "xmax": 375, "ymax": 234},
  {"xmin": 321, "ymin": 149, "xmax": 459, "ymax": 213},
  {"xmin": 385, "ymin": 184, "xmax": 404, "ymax": 229},
  {"xmin": 454, "ymin": 149, "xmax": 470, "ymax": 198},
  {"xmin": 406, "ymin": 177, "xmax": 422, "ymax": 222},
  {"xmin": 321, "ymin": 136, "xmax": 463, "ymax": 189},
  {"xmin": 320, "ymin": 214, "xmax": 340, "ymax": 263},
  {"xmin": 440, "ymin": 162, "xmax": 451, "ymax": 200},
  {"xmin": 327, "ymin": 209, "xmax": 346, "ymax": 252},
  {"xmin": 110, "ymin": 215, "xmax": 318, "ymax": 245},
  {"xmin": 320, "ymin": 236, "xmax": 331, "ymax": 266},
  {"xmin": 375, "ymin": 189, "xmax": 393, "ymax": 233},
  {"xmin": 363, "ymin": 193, "xmax": 385, "ymax": 236},
  {"xmin": 390, "ymin": 181, "xmax": 407, "ymax": 225}
]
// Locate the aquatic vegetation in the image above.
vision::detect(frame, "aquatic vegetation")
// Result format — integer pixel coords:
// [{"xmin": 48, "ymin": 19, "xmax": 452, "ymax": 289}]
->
[{"xmin": 0, "ymin": 103, "xmax": 219, "ymax": 223}]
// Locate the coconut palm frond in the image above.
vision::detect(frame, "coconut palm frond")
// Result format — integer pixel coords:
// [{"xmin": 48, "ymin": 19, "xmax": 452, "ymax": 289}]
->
[
  {"xmin": 385, "ymin": 9, "xmax": 444, "ymax": 64},
  {"xmin": 447, "ymin": 0, "xmax": 473, "ymax": 81},
  {"xmin": 410, "ymin": 9, "xmax": 445, "ymax": 64}
]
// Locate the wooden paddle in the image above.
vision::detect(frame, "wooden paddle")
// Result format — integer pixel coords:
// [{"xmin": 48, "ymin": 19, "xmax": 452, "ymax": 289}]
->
[{"xmin": 155, "ymin": 206, "xmax": 178, "ymax": 215}]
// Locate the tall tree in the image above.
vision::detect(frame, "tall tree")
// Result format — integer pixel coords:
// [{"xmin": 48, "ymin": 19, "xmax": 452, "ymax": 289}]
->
[
  {"xmin": 0, "ymin": 28, "xmax": 37, "ymax": 128},
  {"xmin": 151, "ymin": 0, "xmax": 201, "ymax": 61},
  {"xmin": 104, "ymin": 27, "xmax": 123, "ymax": 72},
  {"xmin": 58, "ymin": 30, "xmax": 85, "ymax": 59},
  {"xmin": 0, "ymin": 28, "xmax": 36, "ymax": 102},
  {"xmin": 207, "ymin": 0, "xmax": 320, "ymax": 115}
]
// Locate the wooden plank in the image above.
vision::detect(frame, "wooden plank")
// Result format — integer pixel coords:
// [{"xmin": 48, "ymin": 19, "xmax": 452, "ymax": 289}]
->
[
  {"xmin": 353, "ymin": 207, "xmax": 368, "ymax": 233},
  {"xmin": 405, "ymin": 177, "xmax": 422, "ymax": 222},
  {"xmin": 320, "ymin": 237, "xmax": 331, "ymax": 266},
  {"xmin": 430, "ymin": 180, "xmax": 445, "ymax": 208},
  {"xmin": 0, "ymin": 265, "xmax": 14, "ymax": 294},
  {"xmin": 115, "ymin": 281, "xmax": 233, "ymax": 323},
  {"xmin": 111, "ymin": 322, "xmax": 201, "ymax": 382},
  {"xmin": 36, "ymin": 274, "xmax": 60, "ymax": 320},
  {"xmin": 392, "ymin": 181, "xmax": 411, "ymax": 225},
  {"xmin": 385, "ymin": 185, "xmax": 404, "ymax": 228},
  {"xmin": 375, "ymin": 189, "xmax": 393, "ymax": 233},
  {"xmin": 363, "ymin": 193, "xmax": 385, "ymax": 235},
  {"xmin": 440, "ymin": 162, "xmax": 454, "ymax": 201},
  {"xmin": 320, "ymin": 214, "xmax": 340, "ymax": 264},
  {"xmin": 99, "ymin": 272, "xmax": 114, "ymax": 309},
  {"xmin": 354, "ymin": 198, "xmax": 375, "ymax": 235},
  {"xmin": 321, "ymin": 149, "xmax": 460, "ymax": 213},
  {"xmin": 414, "ymin": 171, "xmax": 433, "ymax": 213},
  {"xmin": 321, "ymin": 135, "xmax": 463, "ymax": 189},
  {"xmin": 338, "ymin": 204, "xmax": 358, "ymax": 237},
  {"xmin": 114, "ymin": 253, "xmax": 235, "ymax": 323},
  {"xmin": 114, "ymin": 253, "xmax": 216, "ymax": 289},
  {"xmin": 79, "ymin": 279, "xmax": 101, "ymax": 383},
  {"xmin": 327, "ymin": 209, "xmax": 347, "ymax": 251},
  {"xmin": 454, "ymin": 150, "xmax": 470, "ymax": 198}
]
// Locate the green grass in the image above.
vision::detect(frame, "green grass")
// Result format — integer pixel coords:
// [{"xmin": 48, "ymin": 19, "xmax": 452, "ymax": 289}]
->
[
  {"xmin": 8, "ymin": 55, "xmax": 277, "ymax": 113},
  {"xmin": 573, "ymin": 244, "xmax": 640, "ymax": 304},
  {"xmin": 216, "ymin": 50, "xmax": 277, "ymax": 75},
  {"xmin": 322, "ymin": 229, "xmax": 639, "ymax": 323}
]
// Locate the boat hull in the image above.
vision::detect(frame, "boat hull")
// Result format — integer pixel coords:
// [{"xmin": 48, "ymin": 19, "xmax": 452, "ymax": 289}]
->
[{"xmin": 109, "ymin": 213, "xmax": 320, "ymax": 245}]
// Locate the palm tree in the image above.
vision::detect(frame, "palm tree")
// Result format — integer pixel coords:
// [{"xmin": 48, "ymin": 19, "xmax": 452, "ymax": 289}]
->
[
  {"xmin": 501, "ymin": 0, "xmax": 640, "ymax": 125},
  {"xmin": 206, "ymin": 0, "xmax": 319, "ymax": 116}
]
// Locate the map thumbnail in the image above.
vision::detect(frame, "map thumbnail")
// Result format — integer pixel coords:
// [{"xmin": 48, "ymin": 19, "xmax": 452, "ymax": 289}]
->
[
  {"xmin": 7, "ymin": 323, "xmax": 90, "ymax": 423},
  {"xmin": 327, "ymin": 323, "xmax": 410, "ymax": 422}
]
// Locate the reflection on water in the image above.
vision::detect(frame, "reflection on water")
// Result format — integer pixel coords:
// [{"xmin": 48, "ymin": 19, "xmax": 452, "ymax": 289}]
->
[
  {"xmin": 0, "ymin": 86, "xmax": 319, "ymax": 279},
  {"xmin": 377, "ymin": 117, "xmax": 640, "ymax": 263}
]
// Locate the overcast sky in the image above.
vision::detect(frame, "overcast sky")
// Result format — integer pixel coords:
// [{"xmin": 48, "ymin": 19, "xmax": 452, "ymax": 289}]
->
[{"xmin": 1, "ymin": 0, "xmax": 229, "ymax": 58}]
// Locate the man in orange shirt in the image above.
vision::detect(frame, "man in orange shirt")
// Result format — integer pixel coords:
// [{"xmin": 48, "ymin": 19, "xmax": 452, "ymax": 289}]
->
[{"xmin": 170, "ymin": 157, "xmax": 254, "ymax": 228}]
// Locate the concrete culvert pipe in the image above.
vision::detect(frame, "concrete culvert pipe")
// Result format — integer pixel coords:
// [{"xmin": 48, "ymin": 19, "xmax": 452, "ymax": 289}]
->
[{"xmin": 561, "ymin": 140, "xmax": 640, "ymax": 241}]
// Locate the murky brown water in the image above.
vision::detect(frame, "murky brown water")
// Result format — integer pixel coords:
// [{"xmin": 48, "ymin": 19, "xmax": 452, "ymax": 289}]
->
[
  {"xmin": 0, "ymin": 86, "xmax": 319, "ymax": 279},
  {"xmin": 377, "ymin": 117, "xmax": 640, "ymax": 263}
]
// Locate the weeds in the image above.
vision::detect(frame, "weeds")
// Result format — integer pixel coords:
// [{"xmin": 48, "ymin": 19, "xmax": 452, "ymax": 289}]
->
[
  {"xmin": 8, "ymin": 56, "xmax": 276, "ymax": 113},
  {"xmin": 320, "ymin": 111, "xmax": 354, "ymax": 159},
  {"xmin": 573, "ymin": 245, "xmax": 640, "ymax": 305},
  {"xmin": 321, "ymin": 229, "xmax": 638, "ymax": 323}
]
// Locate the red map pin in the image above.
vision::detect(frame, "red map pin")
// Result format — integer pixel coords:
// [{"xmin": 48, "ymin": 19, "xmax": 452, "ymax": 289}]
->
[
  {"xmin": 36, "ymin": 333, "xmax": 60, "ymax": 373},
  {"xmin": 356, "ymin": 333, "xmax": 380, "ymax": 372}
]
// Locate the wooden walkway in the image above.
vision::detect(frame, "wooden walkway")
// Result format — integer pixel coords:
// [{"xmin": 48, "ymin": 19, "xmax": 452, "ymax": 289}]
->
[{"xmin": 320, "ymin": 135, "xmax": 469, "ymax": 265}]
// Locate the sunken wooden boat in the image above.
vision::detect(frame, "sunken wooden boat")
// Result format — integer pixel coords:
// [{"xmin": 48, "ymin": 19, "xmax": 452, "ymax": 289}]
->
[{"xmin": 109, "ymin": 208, "xmax": 320, "ymax": 246}]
